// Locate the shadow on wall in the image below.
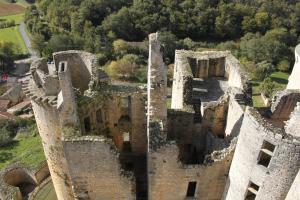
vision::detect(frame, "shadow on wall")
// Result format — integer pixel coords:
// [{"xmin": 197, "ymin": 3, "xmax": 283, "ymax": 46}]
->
[
  {"xmin": 4, "ymin": 168, "xmax": 37, "ymax": 198},
  {"xmin": 228, "ymin": 114, "xmax": 244, "ymax": 138}
]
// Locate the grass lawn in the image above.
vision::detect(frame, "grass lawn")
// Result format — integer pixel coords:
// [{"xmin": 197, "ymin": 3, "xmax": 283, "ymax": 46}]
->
[
  {"xmin": 0, "ymin": 134, "xmax": 45, "ymax": 170},
  {"xmin": 34, "ymin": 180, "xmax": 58, "ymax": 200},
  {"xmin": 252, "ymin": 71, "xmax": 290, "ymax": 108},
  {"xmin": 0, "ymin": 13, "xmax": 24, "ymax": 24},
  {"xmin": 0, "ymin": 26, "xmax": 28, "ymax": 54},
  {"xmin": 0, "ymin": 1, "xmax": 25, "ymax": 16}
]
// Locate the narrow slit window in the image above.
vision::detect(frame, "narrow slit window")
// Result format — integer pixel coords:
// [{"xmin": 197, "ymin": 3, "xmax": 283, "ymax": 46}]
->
[
  {"xmin": 245, "ymin": 181, "xmax": 260, "ymax": 200},
  {"xmin": 257, "ymin": 141, "xmax": 275, "ymax": 167},
  {"xmin": 186, "ymin": 181, "xmax": 197, "ymax": 197},
  {"xmin": 60, "ymin": 62, "xmax": 65, "ymax": 72},
  {"xmin": 84, "ymin": 117, "xmax": 91, "ymax": 133}
]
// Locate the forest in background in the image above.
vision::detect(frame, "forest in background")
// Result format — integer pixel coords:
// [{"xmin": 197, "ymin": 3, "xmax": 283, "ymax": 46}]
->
[{"xmin": 24, "ymin": 0, "xmax": 300, "ymax": 93}]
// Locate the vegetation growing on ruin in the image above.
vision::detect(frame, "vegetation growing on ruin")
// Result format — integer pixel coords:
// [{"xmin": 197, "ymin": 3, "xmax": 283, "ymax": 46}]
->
[
  {"xmin": 252, "ymin": 71, "xmax": 289, "ymax": 107},
  {"xmin": 0, "ymin": 118, "xmax": 45, "ymax": 169}
]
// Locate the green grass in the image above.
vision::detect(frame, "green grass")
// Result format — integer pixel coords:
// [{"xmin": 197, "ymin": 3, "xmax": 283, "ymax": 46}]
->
[
  {"xmin": 0, "ymin": 13, "xmax": 24, "ymax": 24},
  {"xmin": 0, "ymin": 26, "xmax": 28, "ymax": 54},
  {"xmin": 0, "ymin": 134, "xmax": 45, "ymax": 170},
  {"xmin": 34, "ymin": 180, "xmax": 57, "ymax": 200},
  {"xmin": 252, "ymin": 71, "xmax": 290, "ymax": 108}
]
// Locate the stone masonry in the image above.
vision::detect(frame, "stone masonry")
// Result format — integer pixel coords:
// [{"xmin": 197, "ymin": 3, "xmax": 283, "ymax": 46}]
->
[{"xmin": 14, "ymin": 35, "xmax": 300, "ymax": 200}]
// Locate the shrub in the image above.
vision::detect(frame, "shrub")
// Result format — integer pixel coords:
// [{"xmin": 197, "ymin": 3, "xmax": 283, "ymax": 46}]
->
[
  {"xmin": 113, "ymin": 39, "xmax": 130, "ymax": 59},
  {"xmin": 106, "ymin": 54, "xmax": 147, "ymax": 82},
  {"xmin": 259, "ymin": 77, "xmax": 278, "ymax": 97},
  {"xmin": 277, "ymin": 60, "xmax": 290, "ymax": 72},
  {"xmin": 253, "ymin": 61, "xmax": 274, "ymax": 81},
  {"xmin": 134, "ymin": 67, "xmax": 147, "ymax": 83},
  {"xmin": 96, "ymin": 53, "xmax": 109, "ymax": 66},
  {"xmin": 0, "ymin": 130, "xmax": 13, "ymax": 147}
]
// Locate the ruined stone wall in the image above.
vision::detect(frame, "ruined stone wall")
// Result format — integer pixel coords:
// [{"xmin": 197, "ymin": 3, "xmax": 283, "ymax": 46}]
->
[
  {"xmin": 131, "ymin": 95, "xmax": 147, "ymax": 155},
  {"xmin": 225, "ymin": 96, "xmax": 245, "ymax": 137},
  {"xmin": 202, "ymin": 96, "xmax": 229, "ymax": 138},
  {"xmin": 57, "ymin": 61, "xmax": 80, "ymax": 130},
  {"xmin": 147, "ymin": 33, "xmax": 167, "ymax": 125},
  {"xmin": 31, "ymin": 101, "xmax": 74, "ymax": 200},
  {"xmin": 224, "ymin": 108, "xmax": 300, "ymax": 200},
  {"xmin": 287, "ymin": 44, "xmax": 300, "ymax": 90},
  {"xmin": 77, "ymin": 91, "xmax": 147, "ymax": 155},
  {"xmin": 285, "ymin": 169, "xmax": 300, "ymax": 200},
  {"xmin": 271, "ymin": 91, "xmax": 300, "ymax": 121},
  {"xmin": 34, "ymin": 162, "xmax": 50, "ymax": 184},
  {"xmin": 147, "ymin": 32, "xmax": 168, "ymax": 200},
  {"xmin": 63, "ymin": 138, "xmax": 135, "ymax": 200},
  {"xmin": 285, "ymin": 102, "xmax": 300, "ymax": 137},
  {"xmin": 0, "ymin": 166, "xmax": 35, "ymax": 200},
  {"xmin": 170, "ymin": 52, "xmax": 189, "ymax": 109},
  {"xmin": 167, "ymin": 110, "xmax": 202, "ymax": 142},
  {"xmin": 53, "ymin": 51, "xmax": 95, "ymax": 92},
  {"xmin": 149, "ymin": 143, "xmax": 233, "ymax": 200},
  {"xmin": 225, "ymin": 54, "xmax": 247, "ymax": 90}
]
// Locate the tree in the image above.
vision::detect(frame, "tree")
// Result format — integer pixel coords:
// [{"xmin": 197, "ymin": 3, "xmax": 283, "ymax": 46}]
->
[
  {"xmin": 253, "ymin": 61, "xmax": 274, "ymax": 81},
  {"xmin": 277, "ymin": 60, "xmax": 290, "ymax": 72},
  {"xmin": 0, "ymin": 42, "xmax": 15, "ymax": 72},
  {"xmin": 254, "ymin": 12, "xmax": 270, "ymax": 33},
  {"xmin": 113, "ymin": 39, "xmax": 130, "ymax": 59},
  {"xmin": 31, "ymin": 34, "xmax": 46, "ymax": 55}
]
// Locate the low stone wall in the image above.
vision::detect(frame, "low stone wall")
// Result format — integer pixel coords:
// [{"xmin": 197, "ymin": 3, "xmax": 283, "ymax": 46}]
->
[
  {"xmin": 0, "ymin": 163, "xmax": 49, "ymax": 200},
  {"xmin": 28, "ymin": 176, "xmax": 53, "ymax": 200},
  {"xmin": 261, "ymin": 93, "xmax": 271, "ymax": 107}
]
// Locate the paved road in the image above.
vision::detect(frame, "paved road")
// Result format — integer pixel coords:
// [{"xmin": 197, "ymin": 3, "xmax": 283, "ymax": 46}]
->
[
  {"xmin": 19, "ymin": 22, "xmax": 38, "ymax": 57},
  {"xmin": 12, "ymin": 22, "xmax": 39, "ymax": 76}
]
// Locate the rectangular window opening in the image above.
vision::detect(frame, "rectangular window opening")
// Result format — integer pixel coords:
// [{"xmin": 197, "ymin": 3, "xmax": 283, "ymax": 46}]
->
[
  {"xmin": 186, "ymin": 181, "xmax": 197, "ymax": 197},
  {"xmin": 261, "ymin": 141, "xmax": 275, "ymax": 152},
  {"xmin": 257, "ymin": 140, "xmax": 275, "ymax": 167},
  {"xmin": 84, "ymin": 117, "xmax": 91, "ymax": 133},
  {"xmin": 245, "ymin": 181, "xmax": 260, "ymax": 200}
]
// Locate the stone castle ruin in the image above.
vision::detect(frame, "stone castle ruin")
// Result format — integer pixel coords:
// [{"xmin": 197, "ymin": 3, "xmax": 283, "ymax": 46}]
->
[{"xmin": 3, "ymin": 33, "xmax": 299, "ymax": 200}]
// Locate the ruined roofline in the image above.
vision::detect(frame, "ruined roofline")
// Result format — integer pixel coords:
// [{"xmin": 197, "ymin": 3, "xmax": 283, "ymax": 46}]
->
[
  {"xmin": 247, "ymin": 106, "xmax": 300, "ymax": 143},
  {"xmin": 62, "ymin": 135, "xmax": 118, "ymax": 151},
  {"xmin": 175, "ymin": 49, "xmax": 230, "ymax": 59},
  {"xmin": 174, "ymin": 49, "xmax": 250, "ymax": 89},
  {"xmin": 23, "ymin": 50, "xmax": 109, "ymax": 108}
]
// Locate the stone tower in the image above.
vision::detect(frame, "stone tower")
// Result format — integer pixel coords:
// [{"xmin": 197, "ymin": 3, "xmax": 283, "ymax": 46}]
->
[
  {"xmin": 147, "ymin": 32, "xmax": 168, "ymax": 200},
  {"xmin": 23, "ymin": 58, "xmax": 76, "ymax": 200}
]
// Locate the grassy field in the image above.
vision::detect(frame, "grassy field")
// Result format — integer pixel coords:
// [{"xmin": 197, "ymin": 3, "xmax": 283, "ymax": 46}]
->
[
  {"xmin": 34, "ymin": 181, "xmax": 57, "ymax": 200},
  {"xmin": 0, "ymin": 133, "xmax": 45, "ymax": 170},
  {"xmin": 0, "ymin": 1, "xmax": 25, "ymax": 16},
  {"xmin": 252, "ymin": 71, "xmax": 289, "ymax": 108},
  {"xmin": 0, "ymin": 26, "xmax": 28, "ymax": 54},
  {"xmin": 0, "ymin": 13, "xmax": 24, "ymax": 24}
]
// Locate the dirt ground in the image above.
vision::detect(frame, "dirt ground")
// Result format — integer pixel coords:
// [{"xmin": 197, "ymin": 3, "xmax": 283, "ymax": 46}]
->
[{"xmin": 0, "ymin": 2, "xmax": 24, "ymax": 16}]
